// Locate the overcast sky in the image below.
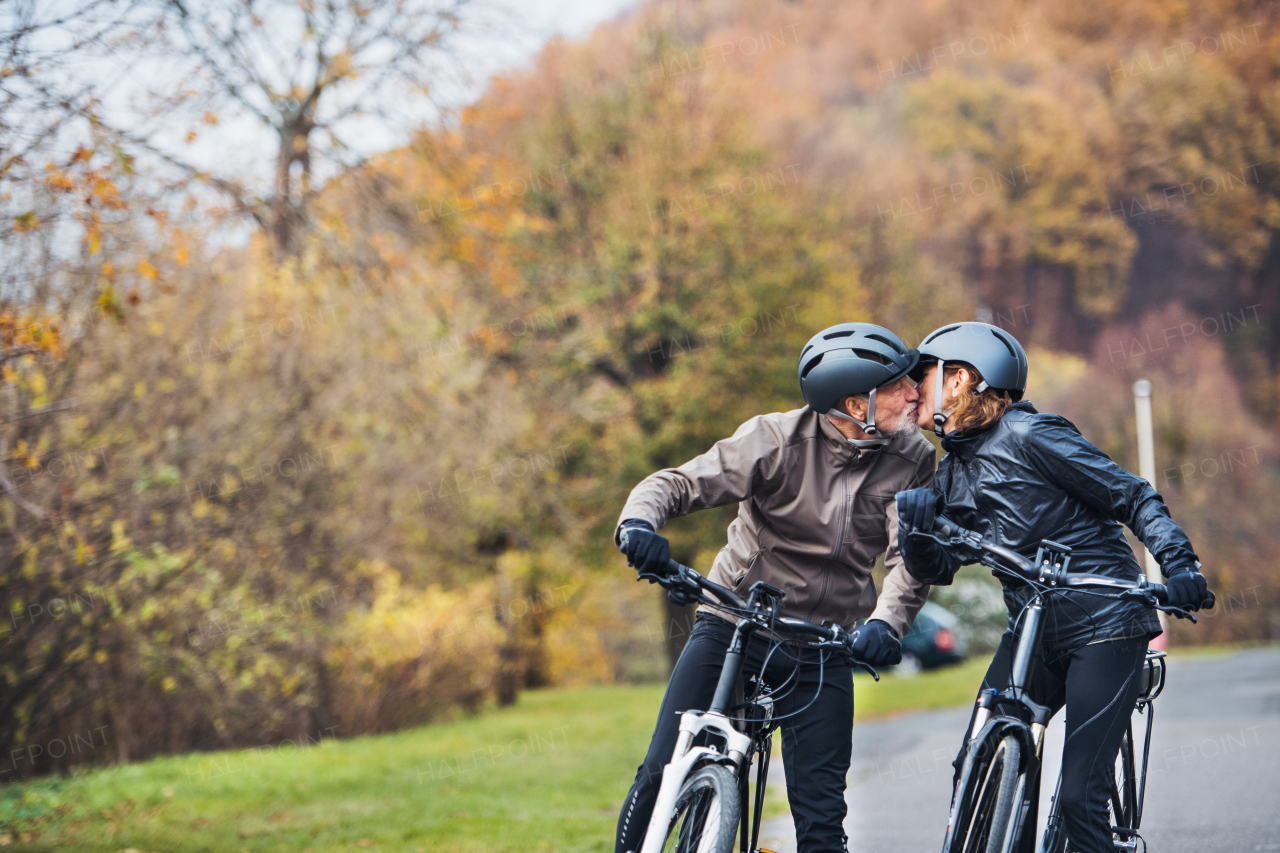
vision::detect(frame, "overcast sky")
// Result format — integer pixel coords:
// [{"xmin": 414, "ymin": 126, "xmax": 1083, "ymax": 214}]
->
[
  {"xmin": 444, "ymin": 0, "xmax": 640, "ymax": 105},
  {"xmin": 72, "ymin": 0, "xmax": 642, "ymax": 209},
  {"xmin": 241, "ymin": 0, "xmax": 642, "ymax": 177}
]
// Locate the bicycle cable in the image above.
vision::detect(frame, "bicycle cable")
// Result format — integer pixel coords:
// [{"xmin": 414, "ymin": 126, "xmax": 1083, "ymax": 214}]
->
[
  {"xmin": 986, "ymin": 561, "xmax": 1109, "ymax": 665},
  {"xmin": 717, "ymin": 638, "xmax": 817, "ymax": 724},
  {"xmin": 719, "ymin": 630, "xmax": 842, "ymax": 726},
  {"xmin": 750, "ymin": 646, "xmax": 833, "ymax": 725}
]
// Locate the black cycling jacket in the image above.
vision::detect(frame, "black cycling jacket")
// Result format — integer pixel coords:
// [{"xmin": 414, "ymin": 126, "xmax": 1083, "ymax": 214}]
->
[{"xmin": 903, "ymin": 401, "xmax": 1198, "ymax": 650}]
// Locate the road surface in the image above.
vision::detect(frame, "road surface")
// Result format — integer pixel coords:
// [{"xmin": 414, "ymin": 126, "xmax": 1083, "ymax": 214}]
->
[{"xmin": 758, "ymin": 646, "xmax": 1280, "ymax": 852}]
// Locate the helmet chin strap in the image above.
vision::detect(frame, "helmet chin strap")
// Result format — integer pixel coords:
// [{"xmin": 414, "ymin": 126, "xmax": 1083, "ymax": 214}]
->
[
  {"xmin": 827, "ymin": 387, "xmax": 889, "ymax": 446},
  {"xmin": 932, "ymin": 359, "xmax": 989, "ymax": 436},
  {"xmin": 932, "ymin": 360, "xmax": 953, "ymax": 437}
]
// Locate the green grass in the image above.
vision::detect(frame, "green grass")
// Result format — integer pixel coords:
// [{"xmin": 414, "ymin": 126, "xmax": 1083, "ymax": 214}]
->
[
  {"xmin": 854, "ymin": 656, "xmax": 993, "ymax": 721},
  {"xmin": 12, "ymin": 644, "xmax": 1264, "ymax": 851},
  {"xmin": 3, "ymin": 657, "xmax": 997, "ymax": 852}
]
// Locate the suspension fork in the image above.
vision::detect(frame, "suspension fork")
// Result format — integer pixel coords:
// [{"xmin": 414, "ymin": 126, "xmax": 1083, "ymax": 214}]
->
[{"xmin": 672, "ymin": 615, "xmax": 757, "ymax": 765}]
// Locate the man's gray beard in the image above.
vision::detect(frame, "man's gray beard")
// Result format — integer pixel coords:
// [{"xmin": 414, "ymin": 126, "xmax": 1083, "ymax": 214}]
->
[{"xmin": 880, "ymin": 407, "xmax": 921, "ymax": 439}]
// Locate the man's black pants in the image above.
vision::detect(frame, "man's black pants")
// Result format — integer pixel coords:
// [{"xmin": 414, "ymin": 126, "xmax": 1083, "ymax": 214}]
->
[
  {"xmin": 616, "ymin": 612, "xmax": 854, "ymax": 853},
  {"xmin": 955, "ymin": 632, "xmax": 1147, "ymax": 853}
]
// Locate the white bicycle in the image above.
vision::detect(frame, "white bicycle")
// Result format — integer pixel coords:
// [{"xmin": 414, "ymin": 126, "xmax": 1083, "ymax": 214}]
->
[{"xmin": 634, "ymin": 559, "xmax": 879, "ymax": 853}]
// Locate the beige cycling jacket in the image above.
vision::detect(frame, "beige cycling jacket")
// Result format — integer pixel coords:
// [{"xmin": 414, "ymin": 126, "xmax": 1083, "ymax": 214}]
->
[{"xmin": 615, "ymin": 406, "xmax": 936, "ymax": 638}]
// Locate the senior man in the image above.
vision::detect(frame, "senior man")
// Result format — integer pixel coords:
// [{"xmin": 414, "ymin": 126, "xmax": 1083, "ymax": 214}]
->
[{"xmin": 613, "ymin": 322, "xmax": 937, "ymax": 853}]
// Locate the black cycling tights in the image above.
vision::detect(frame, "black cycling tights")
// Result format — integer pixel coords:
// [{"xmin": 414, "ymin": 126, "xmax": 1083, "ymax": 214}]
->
[
  {"xmin": 616, "ymin": 613, "xmax": 854, "ymax": 853},
  {"xmin": 956, "ymin": 632, "xmax": 1148, "ymax": 853}
]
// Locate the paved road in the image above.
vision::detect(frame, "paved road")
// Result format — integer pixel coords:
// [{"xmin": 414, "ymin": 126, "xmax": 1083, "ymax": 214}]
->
[{"xmin": 759, "ymin": 647, "xmax": 1280, "ymax": 852}]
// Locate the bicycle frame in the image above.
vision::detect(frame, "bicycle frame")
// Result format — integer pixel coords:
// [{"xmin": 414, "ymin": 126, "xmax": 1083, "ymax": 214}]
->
[
  {"xmin": 928, "ymin": 517, "xmax": 1195, "ymax": 853},
  {"xmin": 635, "ymin": 564, "xmax": 874, "ymax": 853}
]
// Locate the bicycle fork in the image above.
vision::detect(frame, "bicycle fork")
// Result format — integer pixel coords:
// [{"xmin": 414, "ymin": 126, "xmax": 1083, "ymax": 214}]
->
[
  {"xmin": 1003, "ymin": 601, "xmax": 1051, "ymax": 853},
  {"xmin": 637, "ymin": 709, "xmax": 752, "ymax": 853}
]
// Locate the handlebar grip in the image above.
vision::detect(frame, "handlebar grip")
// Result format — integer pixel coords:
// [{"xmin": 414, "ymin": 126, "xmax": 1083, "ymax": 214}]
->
[
  {"xmin": 934, "ymin": 515, "xmax": 963, "ymax": 538},
  {"xmin": 667, "ymin": 558, "xmax": 685, "ymax": 576},
  {"xmin": 1148, "ymin": 582, "xmax": 1217, "ymax": 610}
]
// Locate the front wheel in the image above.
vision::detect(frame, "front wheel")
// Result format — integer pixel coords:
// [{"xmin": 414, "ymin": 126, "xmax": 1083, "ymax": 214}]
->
[
  {"xmin": 946, "ymin": 733, "xmax": 1022, "ymax": 853},
  {"xmin": 981, "ymin": 736, "xmax": 1022, "ymax": 853},
  {"xmin": 658, "ymin": 764, "xmax": 740, "ymax": 853}
]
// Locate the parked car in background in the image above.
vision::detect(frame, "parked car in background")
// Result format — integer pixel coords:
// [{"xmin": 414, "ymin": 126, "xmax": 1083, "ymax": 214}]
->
[{"xmin": 894, "ymin": 600, "xmax": 967, "ymax": 675}]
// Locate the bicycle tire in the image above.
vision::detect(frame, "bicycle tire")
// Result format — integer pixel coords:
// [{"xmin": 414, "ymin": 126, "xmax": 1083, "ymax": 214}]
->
[
  {"xmin": 658, "ymin": 764, "xmax": 740, "ymax": 853},
  {"xmin": 981, "ymin": 736, "xmax": 1022, "ymax": 853},
  {"xmin": 947, "ymin": 732, "xmax": 1022, "ymax": 853}
]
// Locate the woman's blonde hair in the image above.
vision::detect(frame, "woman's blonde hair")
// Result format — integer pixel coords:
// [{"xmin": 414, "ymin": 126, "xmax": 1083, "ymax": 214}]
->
[{"xmin": 942, "ymin": 364, "xmax": 1014, "ymax": 433}]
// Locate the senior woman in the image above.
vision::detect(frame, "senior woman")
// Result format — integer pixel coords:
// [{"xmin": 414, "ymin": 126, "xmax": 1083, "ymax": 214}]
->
[{"xmin": 894, "ymin": 321, "xmax": 1212, "ymax": 853}]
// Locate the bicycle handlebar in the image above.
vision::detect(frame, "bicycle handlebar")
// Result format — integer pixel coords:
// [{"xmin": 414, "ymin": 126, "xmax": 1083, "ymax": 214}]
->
[
  {"xmin": 666, "ymin": 558, "xmax": 749, "ymax": 610},
  {"xmin": 654, "ymin": 558, "xmax": 881, "ymax": 679},
  {"xmin": 930, "ymin": 515, "xmax": 1216, "ymax": 614}
]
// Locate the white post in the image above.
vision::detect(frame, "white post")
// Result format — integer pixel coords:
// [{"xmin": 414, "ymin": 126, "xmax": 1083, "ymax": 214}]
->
[
  {"xmin": 1133, "ymin": 379, "xmax": 1168, "ymax": 641},
  {"xmin": 1132, "ymin": 380, "xmax": 1160, "ymax": 579}
]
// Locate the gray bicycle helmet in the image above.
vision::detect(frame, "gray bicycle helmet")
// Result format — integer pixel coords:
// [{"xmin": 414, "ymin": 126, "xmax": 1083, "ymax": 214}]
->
[
  {"xmin": 910, "ymin": 321, "xmax": 1028, "ymax": 436},
  {"xmin": 798, "ymin": 323, "xmax": 919, "ymax": 439}
]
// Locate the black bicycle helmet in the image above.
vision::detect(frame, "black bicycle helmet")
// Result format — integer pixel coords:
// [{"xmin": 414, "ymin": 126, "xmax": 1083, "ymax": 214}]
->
[
  {"xmin": 798, "ymin": 323, "xmax": 919, "ymax": 438},
  {"xmin": 911, "ymin": 321, "xmax": 1028, "ymax": 436}
]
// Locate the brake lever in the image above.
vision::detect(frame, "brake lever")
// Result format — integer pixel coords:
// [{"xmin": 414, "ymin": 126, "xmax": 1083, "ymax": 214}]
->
[
  {"xmin": 1118, "ymin": 588, "xmax": 1198, "ymax": 623},
  {"xmin": 635, "ymin": 568, "xmax": 667, "ymax": 585},
  {"xmin": 821, "ymin": 640, "xmax": 881, "ymax": 682},
  {"xmin": 1156, "ymin": 602, "xmax": 1197, "ymax": 623},
  {"xmin": 908, "ymin": 528, "xmax": 981, "ymax": 558},
  {"xmin": 636, "ymin": 563, "xmax": 687, "ymax": 589},
  {"xmin": 907, "ymin": 529, "xmax": 950, "ymax": 546}
]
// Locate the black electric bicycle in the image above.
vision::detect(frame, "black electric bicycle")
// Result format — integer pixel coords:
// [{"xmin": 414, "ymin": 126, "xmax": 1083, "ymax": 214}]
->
[
  {"xmin": 633, "ymin": 558, "xmax": 878, "ymax": 853},
  {"xmin": 917, "ymin": 516, "xmax": 1214, "ymax": 853}
]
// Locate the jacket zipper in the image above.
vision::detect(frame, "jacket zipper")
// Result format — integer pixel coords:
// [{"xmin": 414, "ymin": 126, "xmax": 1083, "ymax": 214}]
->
[{"xmin": 807, "ymin": 453, "xmax": 854, "ymax": 622}]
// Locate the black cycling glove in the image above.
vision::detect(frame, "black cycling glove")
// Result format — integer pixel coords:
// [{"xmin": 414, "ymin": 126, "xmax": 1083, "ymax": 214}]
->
[
  {"xmin": 618, "ymin": 520, "xmax": 672, "ymax": 580},
  {"xmin": 1163, "ymin": 562, "xmax": 1211, "ymax": 611},
  {"xmin": 897, "ymin": 487, "xmax": 938, "ymax": 533},
  {"xmin": 895, "ymin": 488, "xmax": 958, "ymax": 585},
  {"xmin": 847, "ymin": 619, "xmax": 902, "ymax": 667}
]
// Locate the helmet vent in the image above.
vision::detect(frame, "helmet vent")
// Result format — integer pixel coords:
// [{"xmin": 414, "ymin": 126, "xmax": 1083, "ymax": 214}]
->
[
  {"xmin": 800, "ymin": 352, "xmax": 824, "ymax": 378},
  {"xmin": 922, "ymin": 325, "xmax": 960, "ymax": 344},
  {"xmin": 852, "ymin": 349, "xmax": 889, "ymax": 365},
  {"xmin": 865, "ymin": 333, "xmax": 904, "ymax": 354},
  {"xmin": 823, "ymin": 330, "xmax": 855, "ymax": 340},
  {"xmin": 991, "ymin": 329, "xmax": 1017, "ymax": 358}
]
